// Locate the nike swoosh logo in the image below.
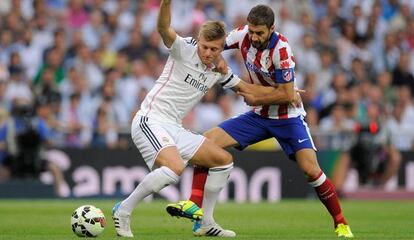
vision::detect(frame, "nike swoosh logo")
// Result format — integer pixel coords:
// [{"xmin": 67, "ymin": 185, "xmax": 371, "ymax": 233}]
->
[{"xmin": 298, "ymin": 138, "xmax": 309, "ymax": 143}]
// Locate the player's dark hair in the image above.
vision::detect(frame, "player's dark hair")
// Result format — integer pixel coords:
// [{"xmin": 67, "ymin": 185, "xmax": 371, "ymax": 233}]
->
[
  {"xmin": 199, "ymin": 21, "xmax": 226, "ymax": 41},
  {"xmin": 247, "ymin": 5, "xmax": 275, "ymax": 28}
]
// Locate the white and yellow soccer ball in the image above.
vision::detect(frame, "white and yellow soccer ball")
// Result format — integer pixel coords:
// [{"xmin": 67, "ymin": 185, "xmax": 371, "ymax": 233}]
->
[{"xmin": 71, "ymin": 205, "xmax": 106, "ymax": 237}]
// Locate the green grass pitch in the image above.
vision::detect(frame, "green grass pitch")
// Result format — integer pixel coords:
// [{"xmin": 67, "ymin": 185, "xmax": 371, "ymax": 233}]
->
[{"xmin": 0, "ymin": 199, "xmax": 413, "ymax": 239}]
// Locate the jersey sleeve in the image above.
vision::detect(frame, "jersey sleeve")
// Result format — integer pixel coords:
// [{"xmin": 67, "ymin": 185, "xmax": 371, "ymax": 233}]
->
[
  {"xmin": 168, "ymin": 35, "xmax": 197, "ymax": 60},
  {"xmin": 218, "ymin": 67, "xmax": 241, "ymax": 89},
  {"xmin": 272, "ymin": 37, "xmax": 296, "ymax": 84},
  {"xmin": 224, "ymin": 25, "xmax": 248, "ymax": 50}
]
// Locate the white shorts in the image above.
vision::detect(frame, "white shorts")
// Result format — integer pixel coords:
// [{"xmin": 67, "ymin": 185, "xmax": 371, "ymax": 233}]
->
[{"xmin": 131, "ymin": 114, "xmax": 205, "ymax": 170}]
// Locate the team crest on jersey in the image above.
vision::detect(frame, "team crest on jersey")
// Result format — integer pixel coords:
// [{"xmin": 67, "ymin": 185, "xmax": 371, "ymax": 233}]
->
[
  {"xmin": 282, "ymin": 69, "xmax": 293, "ymax": 82},
  {"xmin": 162, "ymin": 137, "xmax": 169, "ymax": 143}
]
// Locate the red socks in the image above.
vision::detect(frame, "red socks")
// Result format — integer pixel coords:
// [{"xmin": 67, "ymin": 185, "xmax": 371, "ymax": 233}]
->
[
  {"xmin": 189, "ymin": 166, "xmax": 209, "ymax": 207},
  {"xmin": 189, "ymin": 167, "xmax": 347, "ymax": 227},
  {"xmin": 309, "ymin": 171, "xmax": 347, "ymax": 227}
]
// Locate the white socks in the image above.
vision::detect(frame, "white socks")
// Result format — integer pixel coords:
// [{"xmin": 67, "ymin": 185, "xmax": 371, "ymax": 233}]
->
[
  {"xmin": 202, "ymin": 162, "xmax": 233, "ymax": 226},
  {"xmin": 120, "ymin": 166, "xmax": 179, "ymax": 214}
]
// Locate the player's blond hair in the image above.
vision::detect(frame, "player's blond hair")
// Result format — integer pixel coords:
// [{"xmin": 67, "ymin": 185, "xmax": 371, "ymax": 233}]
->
[{"xmin": 198, "ymin": 21, "xmax": 226, "ymax": 41}]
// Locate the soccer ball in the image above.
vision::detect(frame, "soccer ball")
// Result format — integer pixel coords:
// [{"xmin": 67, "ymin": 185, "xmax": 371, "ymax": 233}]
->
[{"xmin": 71, "ymin": 205, "xmax": 106, "ymax": 237}]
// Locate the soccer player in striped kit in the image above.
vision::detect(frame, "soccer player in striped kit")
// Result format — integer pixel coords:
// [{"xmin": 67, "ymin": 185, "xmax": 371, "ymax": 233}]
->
[{"xmin": 166, "ymin": 5, "xmax": 353, "ymax": 238}]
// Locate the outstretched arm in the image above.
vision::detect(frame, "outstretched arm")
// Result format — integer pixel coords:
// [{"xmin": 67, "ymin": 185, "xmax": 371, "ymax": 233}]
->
[
  {"xmin": 214, "ymin": 56, "xmax": 301, "ymax": 106},
  {"xmin": 232, "ymin": 81, "xmax": 300, "ymax": 106},
  {"xmin": 157, "ymin": 0, "xmax": 177, "ymax": 48}
]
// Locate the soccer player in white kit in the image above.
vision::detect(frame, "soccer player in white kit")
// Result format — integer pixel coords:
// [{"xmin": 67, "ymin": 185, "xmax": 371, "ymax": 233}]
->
[{"xmin": 111, "ymin": 0, "xmax": 290, "ymax": 238}]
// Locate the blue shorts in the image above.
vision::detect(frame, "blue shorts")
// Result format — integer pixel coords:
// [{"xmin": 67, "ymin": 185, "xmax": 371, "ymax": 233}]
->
[{"xmin": 218, "ymin": 111, "xmax": 316, "ymax": 160}]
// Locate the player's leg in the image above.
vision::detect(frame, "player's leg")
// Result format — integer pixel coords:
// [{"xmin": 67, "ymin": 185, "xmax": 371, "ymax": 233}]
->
[
  {"xmin": 165, "ymin": 129, "xmax": 236, "ymax": 220},
  {"xmin": 114, "ymin": 146, "xmax": 182, "ymax": 237},
  {"xmin": 188, "ymin": 127, "xmax": 239, "ymax": 207},
  {"xmin": 166, "ymin": 112, "xmax": 269, "ymax": 221},
  {"xmin": 297, "ymin": 151, "xmax": 353, "ymax": 237},
  {"xmin": 188, "ymin": 138, "xmax": 236, "ymax": 237},
  {"xmin": 269, "ymin": 116, "xmax": 353, "ymax": 238},
  {"xmin": 119, "ymin": 146, "xmax": 183, "ymax": 214},
  {"xmin": 113, "ymin": 116, "xmax": 182, "ymax": 237},
  {"xmin": 295, "ymin": 149, "xmax": 351, "ymax": 227}
]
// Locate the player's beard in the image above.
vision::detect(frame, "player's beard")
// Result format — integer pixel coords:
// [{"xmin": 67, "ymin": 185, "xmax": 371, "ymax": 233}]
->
[{"xmin": 251, "ymin": 39, "xmax": 269, "ymax": 50}]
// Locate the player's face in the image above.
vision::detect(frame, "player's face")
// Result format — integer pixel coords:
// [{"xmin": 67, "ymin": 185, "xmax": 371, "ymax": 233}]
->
[
  {"xmin": 247, "ymin": 23, "xmax": 274, "ymax": 50},
  {"xmin": 197, "ymin": 36, "xmax": 225, "ymax": 65}
]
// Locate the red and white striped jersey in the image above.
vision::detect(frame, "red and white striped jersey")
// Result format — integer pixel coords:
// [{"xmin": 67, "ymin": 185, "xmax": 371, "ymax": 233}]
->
[{"xmin": 225, "ymin": 25, "xmax": 306, "ymax": 119}]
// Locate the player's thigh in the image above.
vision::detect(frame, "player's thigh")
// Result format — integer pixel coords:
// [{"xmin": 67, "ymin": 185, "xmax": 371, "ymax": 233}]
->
[
  {"xmin": 295, "ymin": 148, "xmax": 321, "ymax": 178},
  {"xmin": 267, "ymin": 116, "xmax": 316, "ymax": 157},
  {"xmin": 217, "ymin": 112, "xmax": 270, "ymax": 150},
  {"xmin": 203, "ymin": 127, "xmax": 238, "ymax": 148},
  {"xmin": 131, "ymin": 115, "xmax": 183, "ymax": 172},
  {"xmin": 190, "ymin": 138, "xmax": 233, "ymax": 168},
  {"xmin": 173, "ymin": 127, "xmax": 206, "ymax": 164},
  {"xmin": 154, "ymin": 146, "xmax": 185, "ymax": 175}
]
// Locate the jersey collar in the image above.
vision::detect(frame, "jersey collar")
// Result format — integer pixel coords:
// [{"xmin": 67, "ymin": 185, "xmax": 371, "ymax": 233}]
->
[{"xmin": 267, "ymin": 32, "xmax": 279, "ymax": 49}]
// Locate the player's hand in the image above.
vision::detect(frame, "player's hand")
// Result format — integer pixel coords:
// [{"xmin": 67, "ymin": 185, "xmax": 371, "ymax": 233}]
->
[
  {"xmin": 293, "ymin": 89, "xmax": 305, "ymax": 108},
  {"xmin": 237, "ymin": 91, "xmax": 260, "ymax": 106},
  {"xmin": 213, "ymin": 56, "xmax": 228, "ymax": 75}
]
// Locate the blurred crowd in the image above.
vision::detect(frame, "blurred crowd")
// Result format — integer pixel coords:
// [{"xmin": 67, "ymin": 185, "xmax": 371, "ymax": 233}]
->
[{"xmin": 0, "ymin": 0, "xmax": 413, "ymax": 155}]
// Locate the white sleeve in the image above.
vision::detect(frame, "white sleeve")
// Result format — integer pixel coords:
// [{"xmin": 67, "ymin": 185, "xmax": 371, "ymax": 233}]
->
[
  {"xmin": 168, "ymin": 35, "xmax": 197, "ymax": 60},
  {"xmin": 218, "ymin": 67, "xmax": 241, "ymax": 89},
  {"xmin": 225, "ymin": 25, "xmax": 248, "ymax": 50}
]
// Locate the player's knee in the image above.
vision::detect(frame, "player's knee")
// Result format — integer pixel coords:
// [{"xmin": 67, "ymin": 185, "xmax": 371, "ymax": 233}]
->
[
  {"xmin": 214, "ymin": 150, "xmax": 233, "ymax": 166},
  {"xmin": 155, "ymin": 156, "xmax": 185, "ymax": 176},
  {"xmin": 302, "ymin": 164, "xmax": 321, "ymax": 179},
  {"xmin": 203, "ymin": 129, "xmax": 219, "ymax": 144},
  {"xmin": 168, "ymin": 163, "xmax": 185, "ymax": 176}
]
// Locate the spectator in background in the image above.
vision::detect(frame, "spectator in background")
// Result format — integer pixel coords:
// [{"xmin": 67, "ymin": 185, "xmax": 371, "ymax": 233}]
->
[
  {"xmin": 385, "ymin": 85, "xmax": 414, "ymax": 151},
  {"xmin": 333, "ymin": 103, "xmax": 402, "ymax": 193},
  {"xmin": 98, "ymin": 31, "xmax": 117, "ymax": 69},
  {"xmin": 376, "ymin": 71, "xmax": 397, "ymax": 110},
  {"xmin": 314, "ymin": 16, "xmax": 336, "ymax": 53},
  {"xmin": 374, "ymin": 31, "xmax": 401, "ymax": 73},
  {"xmin": 117, "ymin": 60, "xmax": 155, "ymax": 114},
  {"xmin": 315, "ymin": 50, "xmax": 336, "ymax": 94},
  {"xmin": 91, "ymin": 103, "xmax": 119, "ymax": 149},
  {"xmin": 93, "ymin": 76, "xmax": 129, "ymax": 131},
  {"xmin": 31, "ymin": 12, "xmax": 54, "ymax": 52},
  {"xmin": 19, "ymin": 28, "xmax": 43, "ymax": 79},
  {"xmin": 81, "ymin": 9, "xmax": 107, "ymax": 50},
  {"xmin": 296, "ymin": 33, "xmax": 321, "ymax": 75},
  {"xmin": 42, "ymin": 28, "xmax": 67, "ymax": 62},
  {"xmin": 5, "ymin": 66, "xmax": 33, "ymax": 106},
  {"xmin": 34, "ymin": 48, "xmax": 65, "ymax": 86},
  {"xmin": 73, "ymin": 44, "xmax": 104, "ymax": 92},
  {"xmin": 66, "ymin": 0, "xmax": 88, "ymax": 30},
  {"xmin": 336, "ymin": 22, "xmax": 357, "ymax": 70},
  {"xmin": 34, "ymin": 67, "xmax": 60, "ymax": 99},
  {"xmin": 60, "ymin": 93, "xmax": 92, "ymax": 148},
  {"xmin": 120, "ymin": 29, "xmax": 147, "ymax": 61},
  {"xmin": 0, "ymin": 29, "xmax": 15, "ymax": 65},
  {"xmin": 320, "ymin": 103, "xmax": 355, "ymax": 150},
  {"xmin": 392, "ymin": 52, "xmax": 414, "ymax": 94}
]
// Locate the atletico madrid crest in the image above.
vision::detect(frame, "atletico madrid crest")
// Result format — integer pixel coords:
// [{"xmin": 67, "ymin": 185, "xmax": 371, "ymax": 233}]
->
[{"xmin": 282, "ymin": 69, "xmax": 293, "ymax": 82}]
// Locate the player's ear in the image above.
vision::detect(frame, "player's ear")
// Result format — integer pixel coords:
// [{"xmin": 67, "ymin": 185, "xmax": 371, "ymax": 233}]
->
[{"xmin": 270, "ymin": 25, "xmax": 275, "ymax": 33}]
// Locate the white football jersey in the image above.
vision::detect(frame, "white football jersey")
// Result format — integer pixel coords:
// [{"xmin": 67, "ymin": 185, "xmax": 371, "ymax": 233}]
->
[{"xmin": 139, "ymin": 35, "xmax": 240, "ymax": 125}]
